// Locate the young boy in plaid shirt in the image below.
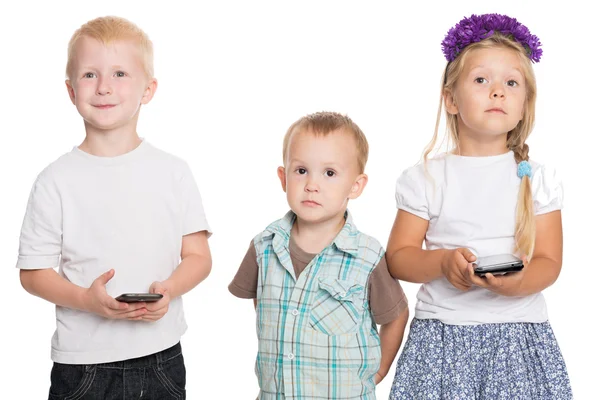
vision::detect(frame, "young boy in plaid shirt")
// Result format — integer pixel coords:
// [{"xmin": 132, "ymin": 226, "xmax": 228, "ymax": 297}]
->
[{"xmin": 229, "ymin": 111, "xmax": 409, "ymax": 399}]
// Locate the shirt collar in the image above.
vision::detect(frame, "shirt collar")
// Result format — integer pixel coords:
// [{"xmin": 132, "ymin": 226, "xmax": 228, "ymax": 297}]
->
[{"xmin": 263, "ymin": 210, "xmax": 359, "ymax": 256}]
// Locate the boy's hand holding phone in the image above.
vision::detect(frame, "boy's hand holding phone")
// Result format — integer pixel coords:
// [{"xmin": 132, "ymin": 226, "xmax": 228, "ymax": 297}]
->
[
  {"xmin": 140, "ymin": 281, "xmax": 171, "ymax": 322},
  {"xmin": 84, "ymin": 269, "xmax": 148, "ymax": 320}
]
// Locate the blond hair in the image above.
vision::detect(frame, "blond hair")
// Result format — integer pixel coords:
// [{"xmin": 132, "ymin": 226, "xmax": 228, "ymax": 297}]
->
[
  {"xmin": 425, "ymin": 33, "xmax": 537, "ymax": 257},
  {"xmin": 66, "ymin": 16, "xmax": 154, "ymax": 79},
  {"xmin": 282, "ymin": 111, "xmax": 369, "ymax": 174}
]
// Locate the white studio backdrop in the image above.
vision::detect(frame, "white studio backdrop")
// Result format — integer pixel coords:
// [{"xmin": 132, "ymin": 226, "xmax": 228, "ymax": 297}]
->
[{"xmin": 1, "ymin": 1, "xmax": 597, "ymax": 398}]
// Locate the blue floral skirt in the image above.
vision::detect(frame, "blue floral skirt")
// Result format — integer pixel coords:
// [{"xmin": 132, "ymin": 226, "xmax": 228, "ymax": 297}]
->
[{"xmin": 389, "ymin": 318, "xmax": 572, "ymax": 399}]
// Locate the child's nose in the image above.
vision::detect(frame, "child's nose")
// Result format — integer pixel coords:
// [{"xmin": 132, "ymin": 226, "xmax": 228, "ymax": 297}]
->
[
  {"xmin": 96, "ymin": 77, "xmax": 112, "ymax": 96},
  {"xmin": 304, "ymin": 180, "xmax": 319, "ymax": 192},
  {"xmin": 490, "ymin": 84, "xmax": 505, "ymax": 99}
]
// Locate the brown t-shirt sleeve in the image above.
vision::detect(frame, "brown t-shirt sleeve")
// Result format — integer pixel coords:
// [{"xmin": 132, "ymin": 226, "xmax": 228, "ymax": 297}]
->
[
  {"xmin": 368, "ymin": 255, "xmax": 408, "ymax": 325},
  {"xmin": 228, "ymin": 240, "xmax": 259, "ymax": 299}
]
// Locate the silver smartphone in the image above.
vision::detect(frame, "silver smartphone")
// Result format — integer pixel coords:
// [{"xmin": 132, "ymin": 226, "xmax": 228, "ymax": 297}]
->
[{"xmin": 473, "ymin": 254, "xmax": 524, "ymax": 277}]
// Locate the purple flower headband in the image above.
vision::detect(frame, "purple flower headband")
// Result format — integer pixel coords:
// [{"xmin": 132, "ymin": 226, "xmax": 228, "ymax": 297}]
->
[{"xmin": 441, "ymin": 14, "xmax": 542, "ymax": 63}]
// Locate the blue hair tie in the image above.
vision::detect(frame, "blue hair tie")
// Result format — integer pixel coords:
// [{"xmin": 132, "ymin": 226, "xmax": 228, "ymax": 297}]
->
[{"xmin": 517, "ymin": 161, "xmax": 532, "ymax": 179}]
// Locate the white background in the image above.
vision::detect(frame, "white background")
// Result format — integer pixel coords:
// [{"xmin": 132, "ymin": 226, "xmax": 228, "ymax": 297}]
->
[{"xmin": 1, "ymin": 0, "xmax": 597, "ymax": 398}]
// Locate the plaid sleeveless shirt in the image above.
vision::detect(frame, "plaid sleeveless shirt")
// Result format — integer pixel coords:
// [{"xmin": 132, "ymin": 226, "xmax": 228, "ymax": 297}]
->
[{"xmin": 254, "ymin": 211, "xmax": 383, "ymax": 399}]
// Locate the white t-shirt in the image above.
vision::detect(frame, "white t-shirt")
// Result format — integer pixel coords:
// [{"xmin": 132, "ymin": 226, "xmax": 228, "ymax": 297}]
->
[
  {"xmin": 395, "ymin": 151, "xmax": 563, "ymax": 325},
  {"xmin": 16, "ymin": 140, "xmax": 211, "ymax": 364}
]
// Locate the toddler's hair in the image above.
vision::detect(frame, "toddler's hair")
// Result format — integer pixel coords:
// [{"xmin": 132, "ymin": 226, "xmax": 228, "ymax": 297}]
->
[{"xmin": 283, "ymin": 112, "xmax": 369, "ymax": 174}]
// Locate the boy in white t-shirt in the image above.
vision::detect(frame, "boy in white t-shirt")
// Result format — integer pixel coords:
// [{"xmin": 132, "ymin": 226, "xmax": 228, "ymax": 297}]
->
[{"xmin": 16, "ymin": 16, "xmax": 211, "ymax": 399}]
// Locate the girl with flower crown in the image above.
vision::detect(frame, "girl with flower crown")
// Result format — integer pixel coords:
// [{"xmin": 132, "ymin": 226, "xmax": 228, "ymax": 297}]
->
[{"xmin": 386, "ymin": 14, "xmax": 572, "ymax": 399}]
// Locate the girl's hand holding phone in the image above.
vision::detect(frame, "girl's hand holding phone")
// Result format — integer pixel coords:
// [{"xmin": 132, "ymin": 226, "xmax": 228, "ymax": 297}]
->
[
  {"xmin": 441, "ymin": 248, "xmax": 477, "ymax": 291},
  {"xmin": 468, "ymin": 256, "xmax": 529, "ymax": 296}
]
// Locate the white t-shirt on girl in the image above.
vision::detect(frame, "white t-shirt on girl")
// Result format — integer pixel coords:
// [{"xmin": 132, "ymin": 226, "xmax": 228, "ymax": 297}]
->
[
  {"xmin": 395, "ymin": 150, "xmax": 563, "ymax": 325},
  {"xmin": 16, "ymin": 140, "xmax": 211, "ymax": 364}
]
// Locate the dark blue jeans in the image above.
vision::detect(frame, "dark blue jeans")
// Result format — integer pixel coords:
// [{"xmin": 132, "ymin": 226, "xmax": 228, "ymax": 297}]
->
[{"xmin": 48, "ymin": 342, "xmax": 186, "ymax": 399}]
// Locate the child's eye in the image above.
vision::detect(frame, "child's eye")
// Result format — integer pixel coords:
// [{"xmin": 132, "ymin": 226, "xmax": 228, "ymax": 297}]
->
[
  {"xmin": 83, "ymin": 72, "xmax": 96, "ymax": 79},
  {"xmin": 296, "ymin": 168, "xmax": 307, "ymax": 175},
  {"xmin": 475, "ymin": 77, "xmax": 488, "ymax": 84},
  {"xmin": 115, "ymin": 71, "xmax": 126, "ymax": 77},
  {"xmin": 506, "ymin": 80, "xmax": 519, "ymax": 87},
  {"xmin": 325, "ymin": 170, "xmax": 336, "ymax": 177}
]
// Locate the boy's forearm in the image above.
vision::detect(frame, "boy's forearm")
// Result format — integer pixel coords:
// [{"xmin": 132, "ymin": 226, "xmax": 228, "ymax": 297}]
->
[
  {"xmin": 378, "ymin": 307, "xmax": 409, "ymax": 378},
  {"xmin": 387, "ymin": 247, "xmax": 447, "ymax": 283},
  {"xmin": 164, "ymin": 253, "xmax": 212, "ymax": 298},
  {"xmin": 20, "ymin": 268, "xmax": 87, "ymax": 311}
]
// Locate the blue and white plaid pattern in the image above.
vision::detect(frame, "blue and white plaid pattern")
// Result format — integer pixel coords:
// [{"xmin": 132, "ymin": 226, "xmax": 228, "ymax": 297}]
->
[{"xmin": 254, "ymin": 211, "xmax": 383, "ymax": 399}]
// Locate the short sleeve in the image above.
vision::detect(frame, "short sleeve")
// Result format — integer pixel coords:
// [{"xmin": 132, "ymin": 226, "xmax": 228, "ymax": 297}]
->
[
  {"xmin": 531, "ymin": 164, "xmax": 563, "ymax": 215},
  {"xmin": 368, "ymin": 256, "xmax": 408, "ymax": 325},
  {"xmin": 395, "ymin": 166, "xmax": 430, "ymax": 220},
  {"xmin": 16, "ymin": 169, "xmax": 62, "ymax": 270},
  {"xmin": 181, "ymin": 163, "xmax": 212, "ymax": 237},
  {"xmin": 228, "ymin": 240, "xmax": 259, "ymax": 299}
]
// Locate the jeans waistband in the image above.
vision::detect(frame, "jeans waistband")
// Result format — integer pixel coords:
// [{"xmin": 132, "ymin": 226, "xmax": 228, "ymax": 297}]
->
[{"xmin": 94, "ymin": 342, "xmax": 182, "ymax": 369}]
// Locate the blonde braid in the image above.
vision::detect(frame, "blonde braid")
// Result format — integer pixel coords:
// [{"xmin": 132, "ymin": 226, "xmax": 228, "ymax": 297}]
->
[{"xmin": 512, "ymin": 142, "xmax": 536, "ymax": 258}]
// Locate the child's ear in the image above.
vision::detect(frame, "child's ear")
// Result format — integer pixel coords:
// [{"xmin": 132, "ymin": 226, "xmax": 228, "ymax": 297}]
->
[
  {"xmin": 443, "ymin": 90, "xmax": 459, "ymax": 115},
  {"xmin": 348, "ymin": 173, "xmax": 368, "ymax": 200},
  {"xmin": 277, "ymin": 166, "xmax": 287, "ymax": 192},
  {"xmin": 141, "ymin": 78, "xmax": 158, "ymax": 105},
  {"xmin": 65, "ymin": 80, "xmax": 76, "ymax": 105}
]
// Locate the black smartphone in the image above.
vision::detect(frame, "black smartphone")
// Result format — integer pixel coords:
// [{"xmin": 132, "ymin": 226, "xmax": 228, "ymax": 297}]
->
[
  {"xmin": 473, "ymin": 254, "xmax": 524, "ymax": 277},
  {"xmin": 115, "ymin": 293, "xmax": 163, "ymax": 303}
]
